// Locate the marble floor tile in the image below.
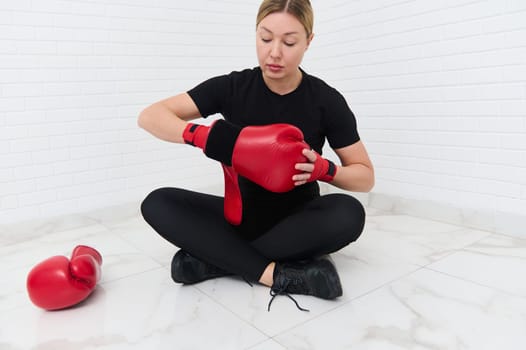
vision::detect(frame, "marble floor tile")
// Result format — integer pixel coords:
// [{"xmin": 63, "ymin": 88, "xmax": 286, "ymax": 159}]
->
[
  {"xmin": 274, "ymin": 268, "xmax": 526, "ymax": 350},
  {"xmin": 0, "ymin": 225, "xmax": 164, "ymax": 315},
  {"xmin": 365, "ymin": 206, "xmax": 391, "ymax": 217},
  {"xmin": 1, "ymin": 208, "xmax": 524, "ymax": 350},
  {"xmin": 248, "ymin": 339, "xmax": 288, "ymax": 350},
  {"xmin": 0, "ymin": 226, "xmax": 162, "ymax": 281},
  {"xmin": 1, "ymin": 223, "xmax": 110, "ymax": 314},
  {"xmin": 332, "ymin": 247, "xmax": 421, "ymax": 299},
  {"xmin": 85, "ymin": 202, "xmax": 142, "ymax": 228},
  {"xmin": 357, "ymin": 214, "xmax": 492, "ymax": 266},
  {"xmin": 195, "ymin": 247, "xmax": 419, "ymax": 337},
  {"xmin": 108, "ymin": 215, "xmax": 177, "ymax": 268},
  {"xmin": 0, "ymin": 268, "xmax": 266, "ymax": 350},
  {"xmin": 428, "ymin": 234, "xmax": 526, "ymax": 297},
  {"xmin": 0, "ymin": 223, "xmax": 112, "ymax": 274},
  {"xmin": 0, "ymin": 213, "xmax": 100, "ymax": 245},
  {"xmin": 195, "ymin": 276, "xmax": 335, "ymax": 337},
  {"xmin": 0, "ymin": 226, "xmax": 9, "ymax": 246},
  {"xmin": 2, "ymin": 265, "xmax": 34, "ymax": 313}
]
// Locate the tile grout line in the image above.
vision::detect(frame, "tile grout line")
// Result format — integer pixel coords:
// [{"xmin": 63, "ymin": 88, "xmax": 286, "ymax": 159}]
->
[
  {"xmin": 192, "ymin": 281, "xmax": 275, "ymax": 344},
  {"xmin": 269, "ymin": 263, "xmax": 428, "ymax": 342},
  {"xmin": 423, "ymin": 265, "xmax": 526, "ymax": 300}
]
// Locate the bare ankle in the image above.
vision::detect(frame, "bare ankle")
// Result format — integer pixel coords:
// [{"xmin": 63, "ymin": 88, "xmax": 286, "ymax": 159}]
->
[{"xmin": 258, "ymin": 262, "xmax": 275, "ymax": 287}]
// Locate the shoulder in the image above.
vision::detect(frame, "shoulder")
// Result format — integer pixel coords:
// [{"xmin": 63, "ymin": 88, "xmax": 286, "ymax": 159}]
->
[
  {"xmin": 197, "ymin": 67, "xmax": 260, "ymax": 85},
  {"xmin": 226, "ymin": 67, "xmax": 261, "ymax": 88},
  {"xmin": 189, "ymin": 67, "xmax": 260, "ymax": 96},
  {"xmin": 228, "ymin": 67, "xmax": 260, "ymax": 78},
  {"xmin": 302, "ymin": 70, "xmax": 345, "ymax": 102}
]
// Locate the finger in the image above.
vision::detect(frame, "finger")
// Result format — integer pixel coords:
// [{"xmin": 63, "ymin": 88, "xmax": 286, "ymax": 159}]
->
[
  {"xmin": 292, "ymin": 173, "xmax": 311, "ymax": 182},
  {"xmin": 294, "ymin": 179, "xmax": 307, "ymax": 186},
  {"xmin": 302, "ymin": 148, "xmax": 317, "ymax": 163},
  {"xmin": 295, "ymin": 163, "xmax": 314, "ymax": 172}
]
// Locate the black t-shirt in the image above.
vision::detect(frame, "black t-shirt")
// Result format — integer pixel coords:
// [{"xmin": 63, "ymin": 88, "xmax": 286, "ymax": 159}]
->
[
  {"xmin": 187, "ymin": 67, "xmax": 360, "ymax": 234},
  {"xmin": 188, "ymin": 67, "xmax": 359, "ymax": 153}
]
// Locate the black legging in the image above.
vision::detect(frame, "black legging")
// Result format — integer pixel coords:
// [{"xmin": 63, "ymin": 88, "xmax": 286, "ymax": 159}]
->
[{"xmin": 141, "ymin": 187, "xmax": 365, "ymax": 281}]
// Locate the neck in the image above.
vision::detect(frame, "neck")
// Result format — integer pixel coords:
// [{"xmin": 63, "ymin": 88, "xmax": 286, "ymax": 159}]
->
[{"xmin": 262, "ymin": 68, "xmax": 303, "ymax": 95}]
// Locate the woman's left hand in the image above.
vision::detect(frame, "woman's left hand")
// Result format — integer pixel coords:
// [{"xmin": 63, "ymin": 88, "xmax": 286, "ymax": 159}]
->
[
  {"xmin": 293, "ymin": 149, "xmax": 317, "ymax": 186},
  {"xmin": 293, "ymin": 149, "xmax": 336, "ymax": 186}
]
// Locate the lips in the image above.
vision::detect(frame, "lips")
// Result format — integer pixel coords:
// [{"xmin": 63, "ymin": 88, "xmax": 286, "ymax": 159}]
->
[{"xmin": 267, "ymin": 64, "xmax": 284, "ymax": 72}]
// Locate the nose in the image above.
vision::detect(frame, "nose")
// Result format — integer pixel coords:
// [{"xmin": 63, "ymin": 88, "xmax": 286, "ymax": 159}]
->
[{"xmin": 270, "ymin": 41, "xmax": 282, "ymax": 59}]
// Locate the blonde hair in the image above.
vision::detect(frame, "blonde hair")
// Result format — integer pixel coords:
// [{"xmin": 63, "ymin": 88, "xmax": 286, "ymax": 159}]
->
[{"xmin": 256, "ymin": 0, "xmax": 314, "ymax": 37}]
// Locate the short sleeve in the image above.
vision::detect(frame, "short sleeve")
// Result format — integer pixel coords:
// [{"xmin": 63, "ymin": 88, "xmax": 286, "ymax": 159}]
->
[
  {"xmin": 324, "ymin": 88, "xmax": 360, "ymax": 149},
  {"xmin": 187, "ymin": 75, "xmax": 230, "ymax": 118}
]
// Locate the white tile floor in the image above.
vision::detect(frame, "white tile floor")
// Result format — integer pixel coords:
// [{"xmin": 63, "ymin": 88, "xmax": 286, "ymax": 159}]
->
[{"xmin": 1, "ymin": 204, "xmax": 526, "ymax": 349}]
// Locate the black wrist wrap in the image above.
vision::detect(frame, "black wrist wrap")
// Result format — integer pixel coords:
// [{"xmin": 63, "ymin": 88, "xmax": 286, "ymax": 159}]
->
[
  {"xmin": 204, "ymin": 120, "xmax": 242, "ymax": 166},
  {"xmin": 327, "ymin": 159, "xmax": 337, "ymax": 177}
]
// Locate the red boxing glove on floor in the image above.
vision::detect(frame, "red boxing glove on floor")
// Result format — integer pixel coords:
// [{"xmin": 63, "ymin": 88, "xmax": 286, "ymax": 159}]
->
[
  {"xmin": 308, "ymin": 151, "xmax": 338, "ymax": 183},
  {"xmin": 27, "ymin": 245, "xmax": 102, "ymax": 310}
]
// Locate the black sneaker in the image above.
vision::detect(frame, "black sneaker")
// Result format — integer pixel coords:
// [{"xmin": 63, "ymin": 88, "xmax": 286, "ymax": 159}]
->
[
  {"xmin": 268, "ymin": 256, "xmax": 343, "ymax": 312},
  {"xmin": 171, "ymin": 250, "xmax": 232, "ymax": 284}
]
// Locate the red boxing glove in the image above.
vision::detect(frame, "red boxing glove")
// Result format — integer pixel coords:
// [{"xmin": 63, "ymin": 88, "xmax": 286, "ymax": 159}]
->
[
  {"xmin": 184, "ymin": 121, "xmax": 308, "ymax": 192},
  {"xmin": 184, "ymin": 121, "xmax": 309, "ymax": 225},
  {"xmin": 308, "ymin": 151, "xmax": 338, "ymax": 183},
  {"xmin": 231, "ymin": 124, "xmax": 309, "ymax": 192},
  {"xmin": 222, "ymin": 165, "xmax": 242, "ymax": 225},
  {"xmin": 27, "ymin": 245, "xmax": 102, "ymax": 310}
]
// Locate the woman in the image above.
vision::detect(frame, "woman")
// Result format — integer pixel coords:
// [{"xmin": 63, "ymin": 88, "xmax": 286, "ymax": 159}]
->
[{"xmin": 138, "ymin": 0, "xmax": 374, "ymax": 311}]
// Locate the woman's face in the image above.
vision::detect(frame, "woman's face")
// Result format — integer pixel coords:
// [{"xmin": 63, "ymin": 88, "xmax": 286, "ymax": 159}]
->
[{"xmin": 256, "ymin": 11, "xmax": 313, "ymax": 84}]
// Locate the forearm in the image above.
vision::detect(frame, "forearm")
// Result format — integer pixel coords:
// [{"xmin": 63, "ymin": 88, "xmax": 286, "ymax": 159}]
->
[
  {"xmin": 330, "ymin": 163, "xmax": 374, "ymax": 192},
  {"xmin": 138, "ymin": 103, "xmax": 188, "ymax": 144}
]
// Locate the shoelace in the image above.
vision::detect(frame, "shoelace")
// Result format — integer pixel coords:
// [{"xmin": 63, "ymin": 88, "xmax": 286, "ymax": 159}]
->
[
  {"xmin": 267, "ymin": 278, "xmax": 310, "ymax": 312},
  {"xmin": 242, "ymin": 276, "xmax": 253, "ymax": 287}
]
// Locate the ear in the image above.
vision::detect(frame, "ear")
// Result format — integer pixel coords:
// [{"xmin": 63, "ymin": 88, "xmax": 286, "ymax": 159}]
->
[{"xmin": 305, "ymin": 33, "xmax": 314, "ymax": 51}]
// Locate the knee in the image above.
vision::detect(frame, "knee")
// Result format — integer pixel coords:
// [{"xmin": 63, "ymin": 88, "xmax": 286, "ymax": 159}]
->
[
  {"xmin": 328, "ymin": 193, "xmax": 365, "ymax": 220},
  {"xmin": 140, "ymin": 187, "xmax": 173, "ymax": 222},
  {"xmin": 328, "ymin": 194, "xmax": 366, "ymax": 242}
]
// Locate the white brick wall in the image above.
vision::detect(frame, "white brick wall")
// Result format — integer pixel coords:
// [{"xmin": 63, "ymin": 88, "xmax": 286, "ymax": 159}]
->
[
  {"xmin": 0, "ymin": 0, "xmax": 259, "ymax": 223},
  {"xmin": 308, "ymin": 1, "xmax": 526, "ymax": 218},
  {"xmin": 1, "ymin": 0, "xmax": 526, "ymax": 225}
]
